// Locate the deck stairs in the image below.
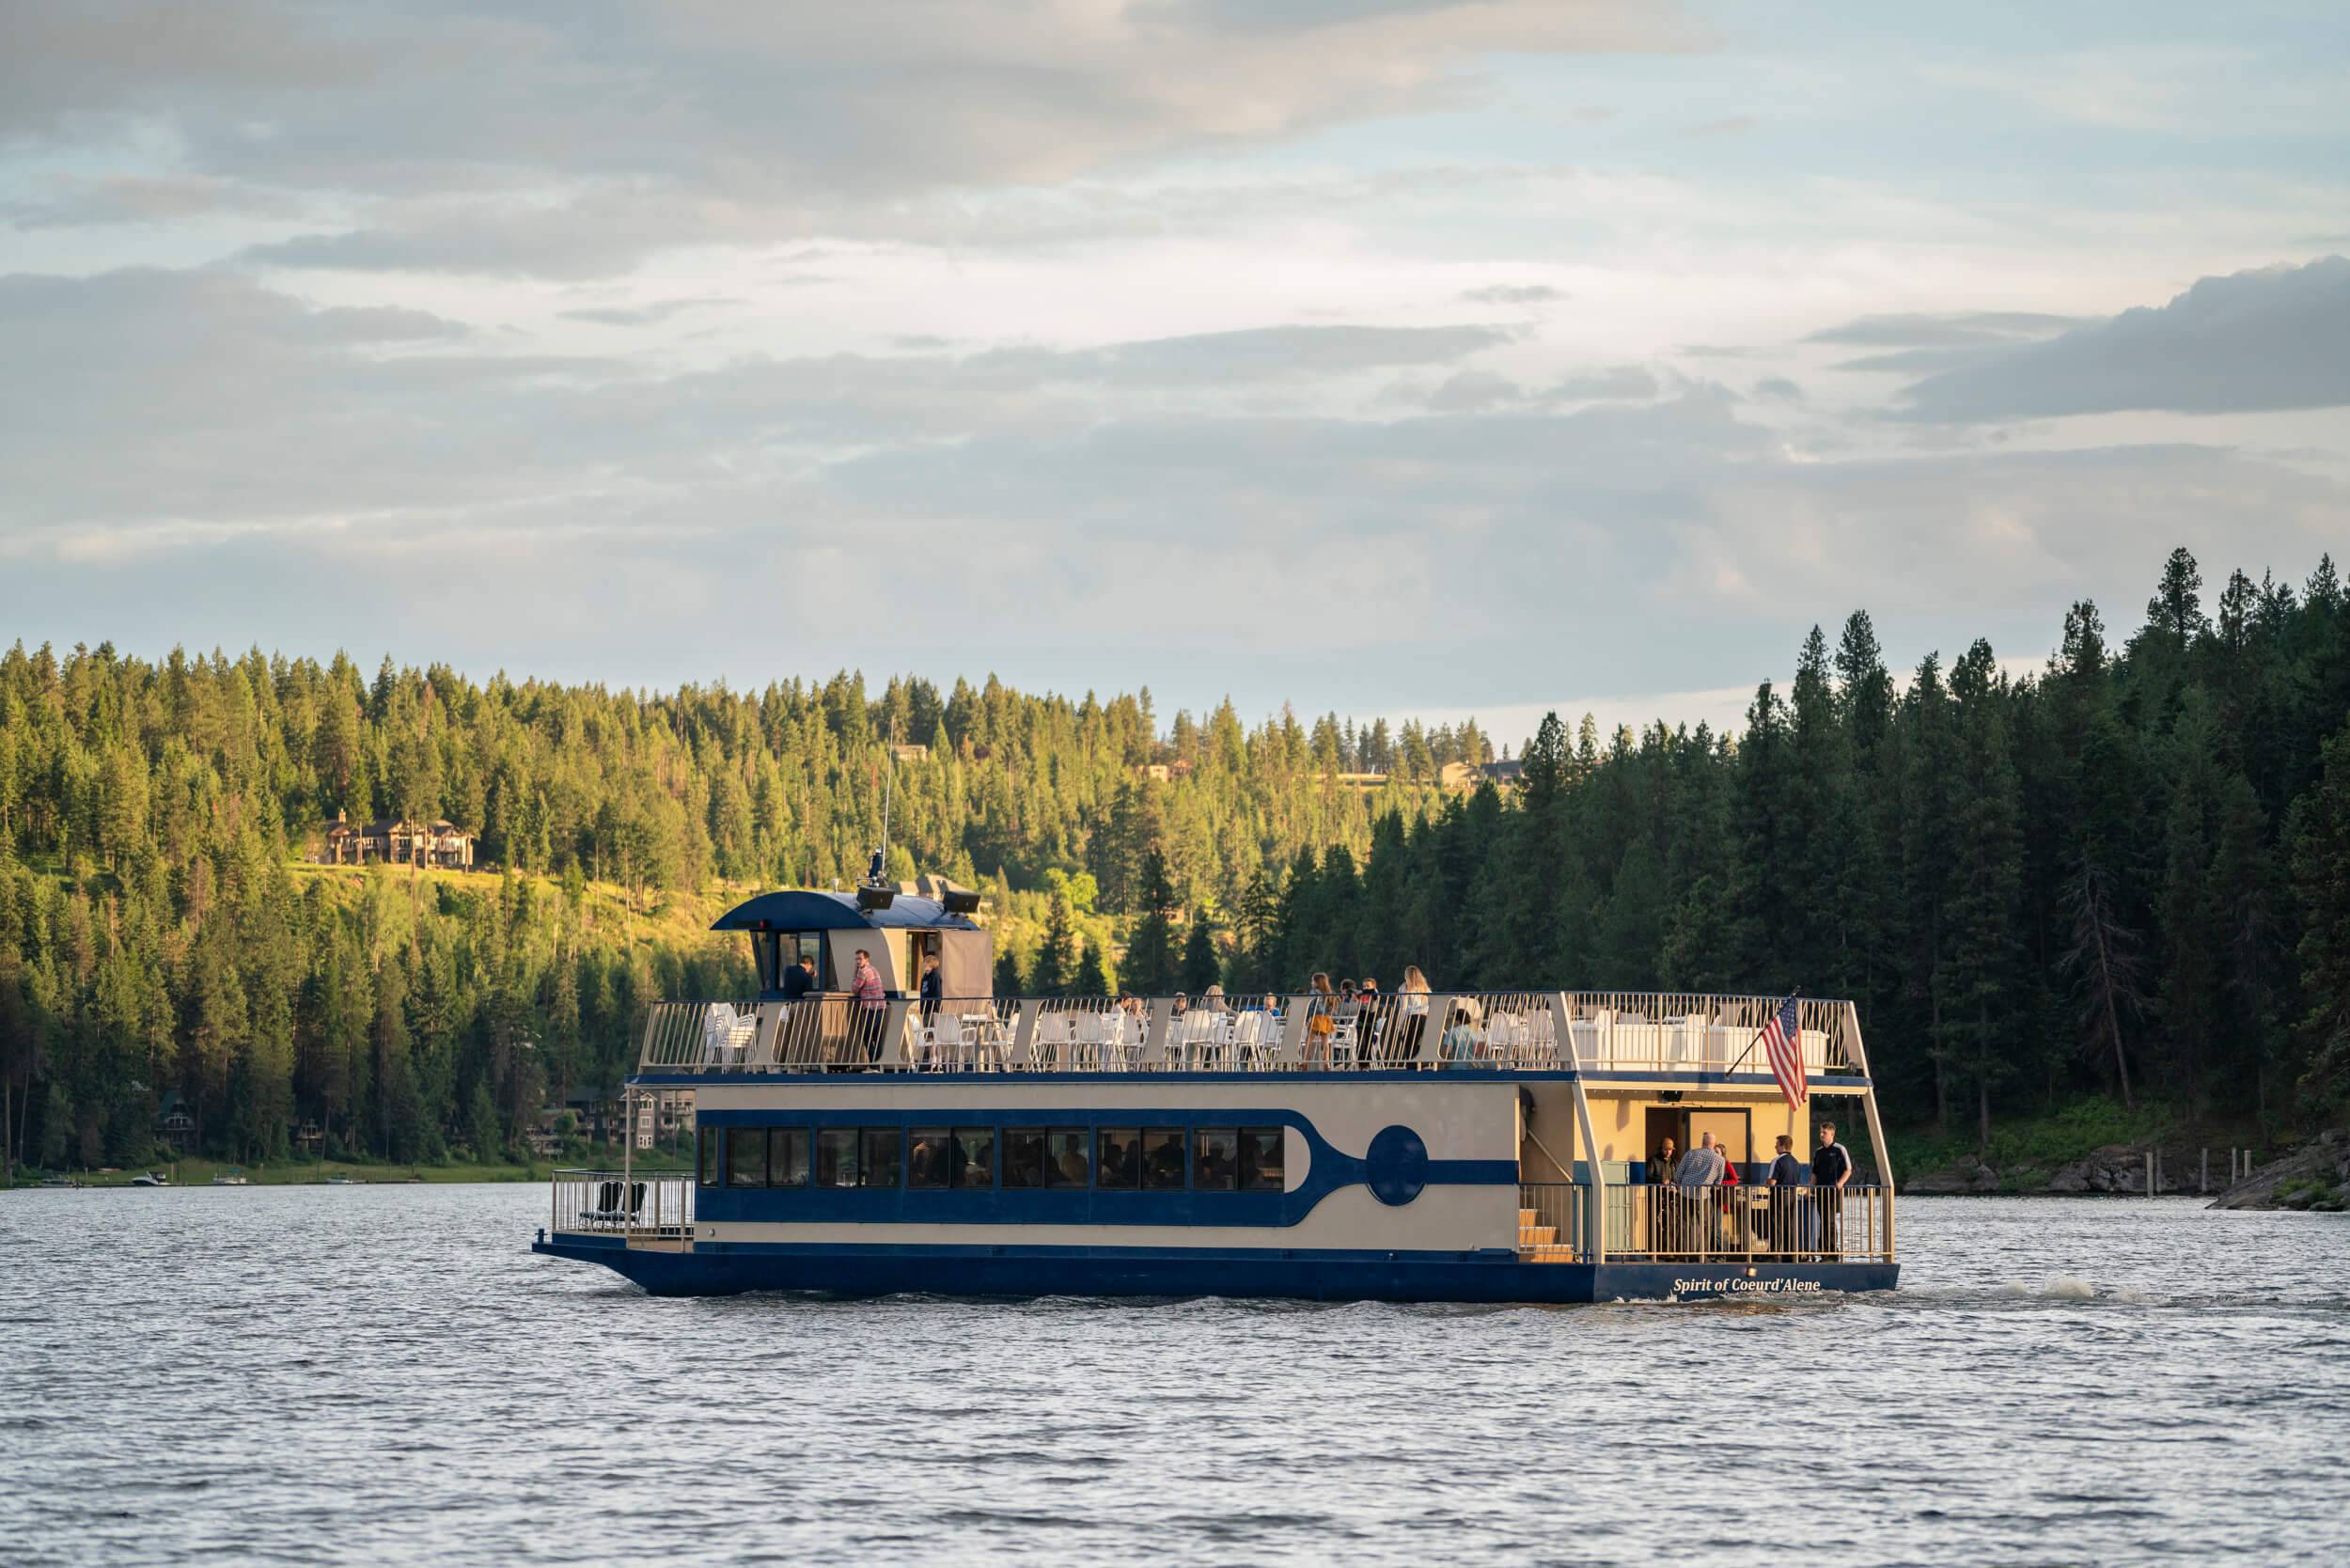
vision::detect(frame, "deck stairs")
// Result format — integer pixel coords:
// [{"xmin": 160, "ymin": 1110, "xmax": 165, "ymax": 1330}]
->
[{"xmin": 1517, "ymin": 1206, "xmax": 1577, "ymax": 1263}]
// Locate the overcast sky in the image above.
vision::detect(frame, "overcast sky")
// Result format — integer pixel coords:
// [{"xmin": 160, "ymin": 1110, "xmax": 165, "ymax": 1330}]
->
[{"xmin": 4, "ymin": 1, "xmax": 2346, "ymax": 746}]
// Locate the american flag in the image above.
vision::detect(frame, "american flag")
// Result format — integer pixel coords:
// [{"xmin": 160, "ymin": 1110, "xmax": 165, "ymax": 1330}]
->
[{"xmin": 1760, "ymin": 994, "xmax": 1807, "ymax": 1109}]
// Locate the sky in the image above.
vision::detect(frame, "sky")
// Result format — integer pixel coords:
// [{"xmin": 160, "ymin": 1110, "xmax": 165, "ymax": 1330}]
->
[{"xmin": 3, "ymin": 0, "xmax": 2347, "ymax": 749}]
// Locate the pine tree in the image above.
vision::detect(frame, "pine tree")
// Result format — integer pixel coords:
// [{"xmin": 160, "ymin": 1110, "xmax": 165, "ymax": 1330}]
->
[
  {"xmin": 2289, "ymin": 718, "xmax": 2350, "ymax": 1108},
  {"xmin": 1181, "ymin": 917, "xmax": 1221, "ymax": 993},
  {"xmin": 1122, "ymin": 848, "xmax": 1180, "ymax": 995},
  {"xmin": 1073, "ymin": 941, "xmax": 1110, "ymax": 998},
  {"xmin": 1029, "ymin": 892, "xmax": 1076, "ymax": 995}
]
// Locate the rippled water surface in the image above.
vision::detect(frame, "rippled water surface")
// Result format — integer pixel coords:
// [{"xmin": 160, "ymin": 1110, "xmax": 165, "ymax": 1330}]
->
[{"xmin": 4, "ymin": 1186, "xmax": 2346, "ymax": 1565}]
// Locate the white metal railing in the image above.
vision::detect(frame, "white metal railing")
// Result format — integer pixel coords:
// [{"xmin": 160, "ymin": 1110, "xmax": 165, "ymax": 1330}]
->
[
  {"xmin": 1602, "ymin": 1183, "xmax": 1891, "ymax": 1262},
  {"xmin": 1518, "ymin": 1183, "xmax": 1586, "ymax": 1261},
  {"xmin": 636, "ymin": 991, "xmax": 1863, "ymax": 1077},
  {"xmin": 550, "ymin": 1168, "xmax": 694, "ymax": 1240},
  {"xmin": 1559, "ymin": 993, "xmax": 1856, "ymax": 1074}
]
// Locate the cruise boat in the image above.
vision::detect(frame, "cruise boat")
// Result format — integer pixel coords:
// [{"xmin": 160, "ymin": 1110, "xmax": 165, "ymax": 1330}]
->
[{"xmin": 533, "ymin": 886, "xmax": 1898, "ymax": 1302}]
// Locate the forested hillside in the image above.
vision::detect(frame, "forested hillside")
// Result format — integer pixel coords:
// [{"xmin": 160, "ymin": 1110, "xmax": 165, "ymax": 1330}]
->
[
  {"xmin": 0, "ymin": 648, "xmax": 1475, "ymax": 1169},
  {"xmin": 1232, "ymin": 549, "xmax": 2350, "ymax": 1144},
  {"xmin": 3, "ymin": 545, "xmax": 2347, "ymax": 1172}
]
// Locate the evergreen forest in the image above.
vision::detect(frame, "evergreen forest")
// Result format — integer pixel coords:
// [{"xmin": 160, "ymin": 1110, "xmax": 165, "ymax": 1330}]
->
[{"xmin": 3, "ymin": 545, "xmax": 2347, "ymax": 1175}]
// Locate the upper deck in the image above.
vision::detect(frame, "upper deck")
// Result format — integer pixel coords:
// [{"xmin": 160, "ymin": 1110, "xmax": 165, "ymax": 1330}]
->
[{"xmin": 633, "ymin": 989, "xmax": 1874, "ymax": 1088}]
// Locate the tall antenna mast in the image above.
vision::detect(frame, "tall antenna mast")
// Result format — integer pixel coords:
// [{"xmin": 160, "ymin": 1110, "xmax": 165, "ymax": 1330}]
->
[
  {"xmin": 878, "ymin": 713, "xmax": 897, "ymax": 881},
  {"xmin": 857, "ymin": 714, "xmax": 900, "ymax": 909}
]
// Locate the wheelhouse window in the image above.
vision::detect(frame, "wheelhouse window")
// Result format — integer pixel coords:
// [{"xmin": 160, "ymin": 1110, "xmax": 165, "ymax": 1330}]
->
[
  {"xmin": 952, "ymin": 1127, "xmax": 995, "ymax": 1187},
  {"xmin": 1003, "ymin": 1129, "xmax": 1046, "ymax": 1188},
  {"xmin": 860, "ymin": 1128, "xmax": 903, "ymax": 1188},
  {"xmin": 1096, "ymin": 1128, "xmax": 1140, "ymax": 1189},
  {"xmin": 769, "ymin": 1127, "xmax": 809, "ymax": 1187},
  {"xmin": 1238, "ymin": 1127, "xmax": 1284, "ymax": 1191},
  {"xmin": 728, "ymin": 1127, "xmax": 768, "ymax": 1187},
  {"xmin": 697, "ymin": 1126, "xmax": 718, "ymax": 1187},
  {"xmin": 1045, "ymin": 1129, "xmax": 1089, "ymax": 1189},
  {"xmin": 816, "ymin": 1128, "xmax": 859, "ymax": 1187},
  {"xmin": 1194, "ymin": 1128, "xmax": 1239, "ymax": 1191},
  {"xmin": 908, "ymin": 1128, "xmax": 954, "ymax": 1189},
  {"xmin": 1142, "ymin": 1128, "xmax": 1187, "ymax": 1190}
]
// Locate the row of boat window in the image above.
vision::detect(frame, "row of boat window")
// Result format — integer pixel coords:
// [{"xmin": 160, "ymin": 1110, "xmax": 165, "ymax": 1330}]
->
[{"xmin": 704, "ymin": 1125, "xmax": 1286, "ymax": 1193}]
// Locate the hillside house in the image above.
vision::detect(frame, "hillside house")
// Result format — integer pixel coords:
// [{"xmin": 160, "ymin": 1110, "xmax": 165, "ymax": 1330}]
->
[{"xmin": 320, "ymin": 814, "xmax": 477, "ymax": 870}]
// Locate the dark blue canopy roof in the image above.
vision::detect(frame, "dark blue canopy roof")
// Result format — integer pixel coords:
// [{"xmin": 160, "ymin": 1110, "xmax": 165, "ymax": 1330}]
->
[{"xmin": 711, "ymin": 889, "xmax": 979, "ymax": 933}]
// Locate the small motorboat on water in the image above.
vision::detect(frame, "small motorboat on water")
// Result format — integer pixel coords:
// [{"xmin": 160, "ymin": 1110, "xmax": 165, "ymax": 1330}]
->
[
  {"xmin": 130, "ymin": 1171, "xmax": 170, "ymax": 1187},
  {"xmin": 211, "ymin": 1169, "xmax": 250, "ymax": 1186},
  {"xmin": 323, "ymin": 1174, "xmax": 360, "ymax": 1185},
  {"xmin": 37, "ymin": 1175, "xmax": 82, "ymax": 1189}
]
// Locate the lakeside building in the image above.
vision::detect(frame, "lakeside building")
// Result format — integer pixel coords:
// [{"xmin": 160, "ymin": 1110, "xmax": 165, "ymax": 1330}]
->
[{"xmin": 153, "ymin": 1091, "xmax": 195, "ymax": 1153}]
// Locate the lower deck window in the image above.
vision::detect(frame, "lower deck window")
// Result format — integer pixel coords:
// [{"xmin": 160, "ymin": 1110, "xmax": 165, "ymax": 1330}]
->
[
  {"xmin": 1238, "ymin": 1127, "xmax": 1284, "ymax": 1191},
  {"xmin": 909, "ymin": 1128, "xmax": 993, "ymax": 1189},
  {"xmin": 817, "ymin": 1128, "xmax": 858, "ymax": 1187},
  {"xmin": 1046, "ymin": 1130, "xmax": 1089, "ymax": 1188},
  {"xmin": 1097, "ymin": 1128, "xmax": 1140, "ymax": 1188},
  {"xmin": 860, "ymin": 1128, "xmax": 902, "ymax": 1188},
  {"xmin": 698, "ymin": 1125, "xmax": 718, "ymax": 1187},
  {"xmin": 1194, "ymin": 1128, "xmax": 1239, "ymax": 1191},
  {"xmin": 908, "ymin": 1128, "xmax": 954, "ymax": 1189},
  {"xmin": 1004, "ymin": 1127, "xmax": 1089, "ymax": 1188},
  {"xmin": 728, "ymin": 1128, "xmax": 768, "ymax": 1187},
  {"xmin": 952, "ymin": 1127, "xmax": 995, "ymax": 1187},
  {"xmin": 1142, "ymin": 1128, "xmax": 1186, "ymax": 1190},
  {"xmin": 769, "ymin": 1127, "xmax": 809, "ymax": 1187},
  {"xmin": 1003, "ymin": 1129, "xmax": 1045, "ymax": 1188}
]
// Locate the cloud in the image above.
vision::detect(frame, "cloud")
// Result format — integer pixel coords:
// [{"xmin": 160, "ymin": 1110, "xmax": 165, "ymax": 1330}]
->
[
  {"xmin": 559, "ymin": 298, "xmax": 743, "ymax": 328},
  {"xmin": 1896, "ymin": 256, "xmax": 2350, "ymax": 421},
  {"xmin": 8, "ymin": 0, "xmax": 1701, "ymax": 276},
  {"xmin": 1460, "ymin": 283, "xmax": 1565, "ymax": 305},
  {"xmin": 1808, "ymin": 311, "xmax": 2083, "ymax": 349},
  {"xmin": 4, "ymin": 173, "xmax": 298, "ymax": 228},
  {"xmin": 1427, "ymin": 369, "xmax": 1523, "ymax": 411},
  {"xmin": 1542, "ymin": 365, "xmax": 1661, "ymax": 401},
  {"xmin": 4, "ymin": 259, "xmax": 2341, "ymax": 718}
]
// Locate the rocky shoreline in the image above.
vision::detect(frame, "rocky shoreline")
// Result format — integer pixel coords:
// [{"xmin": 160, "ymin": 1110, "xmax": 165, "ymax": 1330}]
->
[{"xmin": 1901, "ymin": 1128, "xmax": 2348, "ymax": 1210}]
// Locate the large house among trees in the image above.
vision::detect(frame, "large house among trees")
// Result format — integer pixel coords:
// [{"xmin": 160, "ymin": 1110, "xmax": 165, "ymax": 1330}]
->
[{"xmin": 319, "ymin": 813, "xmax": 478, "ymax": 870}]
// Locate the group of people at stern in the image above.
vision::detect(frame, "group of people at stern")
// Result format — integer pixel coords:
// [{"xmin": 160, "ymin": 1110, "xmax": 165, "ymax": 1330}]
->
[{"xmin": 1643, "ymin": 1121, "xmax": 1856, "ymax": 1259}]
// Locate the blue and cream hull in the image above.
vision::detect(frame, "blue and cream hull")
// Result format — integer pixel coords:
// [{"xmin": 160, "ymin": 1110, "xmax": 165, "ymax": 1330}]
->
[
  {"xmin": 536, "ymin": 1074, "xmax": 1898, "ymax": 1304},
  {"xmin": 533, "ymin": 1230, "xmax": 1896, "ymax": 1302}
]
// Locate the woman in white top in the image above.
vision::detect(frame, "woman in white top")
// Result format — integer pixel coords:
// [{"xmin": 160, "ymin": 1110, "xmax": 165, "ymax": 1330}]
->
[{"xmin": 1398, "ymin": 964, "xmax": 1432, "ymax": 1066}]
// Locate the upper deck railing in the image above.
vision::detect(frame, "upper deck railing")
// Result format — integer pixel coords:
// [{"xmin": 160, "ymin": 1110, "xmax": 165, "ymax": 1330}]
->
[{"xmin": 634, "ymin": 991, "xmax": 1866, "ymax": 1077}]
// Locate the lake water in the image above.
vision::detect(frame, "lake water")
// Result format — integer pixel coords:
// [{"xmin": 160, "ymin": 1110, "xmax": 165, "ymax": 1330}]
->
[{"xmin": 4, "ymin": 1186, "xmax": 2345, "ymax": 1565}]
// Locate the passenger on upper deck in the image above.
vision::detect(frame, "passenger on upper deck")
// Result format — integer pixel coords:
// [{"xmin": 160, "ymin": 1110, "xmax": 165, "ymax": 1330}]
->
[
  {"xmin": 1356, "ymin": 976, "xmax": 1384, "ymax": 1063},
  {"xmin": 1440, "ymin": 997, "xmax": 1483, "ymax": 1064},
  {"xmin": 1305, "ymin": 974, "xmax": 1336, "ymax": 1068},
  {"xmin": 1398, "ymin": 966, "xmax": 1432, "ymax": 1062},
  {"xmin": 781, "ymin": 952, "xmax": 816, "ymax": 1001},
  {"xmin": 918, "ymin": 954, "xmax": 942, "ymax": 1020},
  {"xmin": 851, "ymin": 949, "xmax": 885, "ymax": 1061}
]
